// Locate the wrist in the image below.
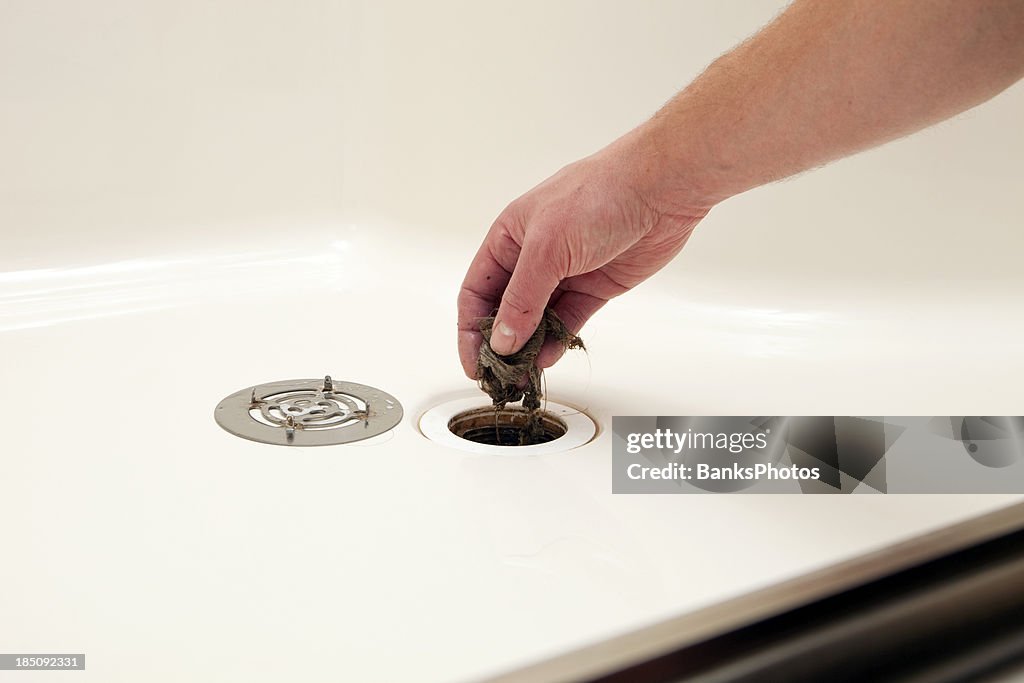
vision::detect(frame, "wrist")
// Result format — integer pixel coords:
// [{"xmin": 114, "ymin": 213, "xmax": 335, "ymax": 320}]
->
[{"xmin": 627, "ymin": 113, "xmax": 735, "ymax": 216}]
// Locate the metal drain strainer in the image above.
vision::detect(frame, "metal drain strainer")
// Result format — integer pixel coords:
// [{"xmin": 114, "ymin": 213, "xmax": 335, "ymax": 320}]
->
[{"xmin": 215, "ymin": 376, "xmax": 403, "ymax": 446}]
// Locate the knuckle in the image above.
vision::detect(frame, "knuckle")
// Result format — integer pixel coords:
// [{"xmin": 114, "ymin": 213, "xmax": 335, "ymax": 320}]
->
[
  {"xmin": 457, "ymin": 283, "xmax": 482, "ymax": 307},
  {"xmin": 491, "ymin": 203, "xmax": 525, "ymax": 241},
  {"xmin": 526, "ymin": 224, "xmax": 570, "ymax": 272},
  {"xmin": 556, "ymin": 300, "xmax": 586, "ymax": 330}
]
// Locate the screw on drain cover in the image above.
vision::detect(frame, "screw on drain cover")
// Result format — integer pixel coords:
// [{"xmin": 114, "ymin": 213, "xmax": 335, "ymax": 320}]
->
[{"xmin": 215, "ymin": 375, "xmax": 403, "ymax": 446}]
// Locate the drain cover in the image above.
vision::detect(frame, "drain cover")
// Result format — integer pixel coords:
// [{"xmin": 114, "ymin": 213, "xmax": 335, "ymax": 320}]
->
[{"xmin": 215, "ymin": 376, "xmax": 403, "ymax": 446}]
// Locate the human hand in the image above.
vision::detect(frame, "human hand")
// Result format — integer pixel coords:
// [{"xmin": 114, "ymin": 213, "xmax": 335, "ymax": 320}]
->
[
  {"xmin": 457, "ymin": 132, "xmax": 712, "ymax": 378},
  {"xmin": 460, "ymin": 0, "xmax": 1024, "ymax": 380}
]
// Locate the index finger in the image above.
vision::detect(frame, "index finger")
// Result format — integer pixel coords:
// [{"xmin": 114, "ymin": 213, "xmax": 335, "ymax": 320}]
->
[{"xmin": 457, "ymin": 237, "xmax": 515, "ymax": 378}]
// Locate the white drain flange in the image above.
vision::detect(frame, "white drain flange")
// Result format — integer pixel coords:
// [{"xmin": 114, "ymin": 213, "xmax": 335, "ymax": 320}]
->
[{"xmin": 419, "ymin": 397, "xmax": 596, "ymax": 456}]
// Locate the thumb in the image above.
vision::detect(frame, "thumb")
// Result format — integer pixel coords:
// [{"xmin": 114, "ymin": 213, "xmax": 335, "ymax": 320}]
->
[{"xmin": 490, "ymin": 235, "xmax": 564, "ymax": 356}]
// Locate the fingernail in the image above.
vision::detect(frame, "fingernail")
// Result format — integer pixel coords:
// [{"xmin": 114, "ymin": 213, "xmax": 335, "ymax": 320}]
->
[{"xmin": 490, "ymin": 320, "xmax": 516, "ymax": 355}]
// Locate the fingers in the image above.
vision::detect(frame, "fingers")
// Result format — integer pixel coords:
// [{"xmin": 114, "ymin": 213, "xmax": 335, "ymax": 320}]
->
[
  {"xmin": 460, "ymin": 211, "xmax": 532, "ymax": 378},
  {"xmin": 457, "ymin": 251, "xmax": 513, "ymax": 379},
  {"xmin": 457, "ymin": 329, "xmax": 484, "ymax": 379},
  {"xmin": 535, "ymin": 290, "xmax": 607, "ymax": 369},
  {"xmin": 489, "ymin": 232, "xmax": 565, "ymax": 356}
]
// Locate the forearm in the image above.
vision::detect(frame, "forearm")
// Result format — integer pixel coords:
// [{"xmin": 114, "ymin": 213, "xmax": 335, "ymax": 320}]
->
[
  {"xmin": 635, "ymin": 0, "xmax": 1024, "ymax": 208},
  {"xmin": 457, "ymin": 0, "xmax": 1024, "ymax": 372}
]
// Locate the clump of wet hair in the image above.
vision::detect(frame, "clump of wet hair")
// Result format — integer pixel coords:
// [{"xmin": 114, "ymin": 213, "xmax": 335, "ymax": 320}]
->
[{"xmin": 476, "ymin": 309, "xmax": 584, "ymax": 444}]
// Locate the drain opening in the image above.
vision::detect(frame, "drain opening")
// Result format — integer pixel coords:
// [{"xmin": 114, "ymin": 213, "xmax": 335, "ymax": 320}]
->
[
  {"xmin": 448, "ymin": 407, "xmax": 567, "ymax": 446},
  {"xmin": 421, "ymin": 397, "xmax": 596, "ymax": 455}
]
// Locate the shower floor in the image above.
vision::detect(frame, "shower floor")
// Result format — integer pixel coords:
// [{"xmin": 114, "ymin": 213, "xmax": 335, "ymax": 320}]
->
[{"xmin": 2, "ymin": 226, "xmax": 1021, "ymax": 682}]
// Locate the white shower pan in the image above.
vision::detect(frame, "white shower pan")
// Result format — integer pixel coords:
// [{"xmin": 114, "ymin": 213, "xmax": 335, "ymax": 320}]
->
[{"xmin": 2, "ymin": 1, "xmax": 1023, "ymax": 682}]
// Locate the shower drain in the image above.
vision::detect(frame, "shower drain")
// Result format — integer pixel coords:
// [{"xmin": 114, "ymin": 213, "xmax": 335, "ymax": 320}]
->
[
  {"xmin": 420, "ymin": 397, "xmax": 597, "ymax": 455},
  {"xmin": 214, "ymin": 376, "xmax": 403, "ymax": 446}
]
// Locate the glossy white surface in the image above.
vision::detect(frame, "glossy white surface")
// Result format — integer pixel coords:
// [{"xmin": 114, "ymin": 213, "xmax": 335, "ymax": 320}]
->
[{"xmin": 2, "ymin": 2, "xmax": 1022, "ymax": 682}]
